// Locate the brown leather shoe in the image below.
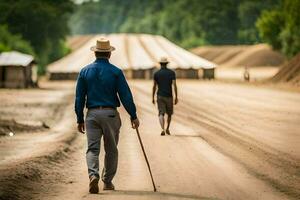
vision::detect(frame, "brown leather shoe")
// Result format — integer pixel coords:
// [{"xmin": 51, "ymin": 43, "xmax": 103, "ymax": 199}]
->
[
  {"xmin": 89, "ymin": 176, "xmax": 99, "ymax": 194},
  {"xmin": 103, "ymin": 182, "xmax": 115, "ymax": 190},
  {"xmin": 161, "ymin": 131, "xmax": 165, "ymax": 136}
]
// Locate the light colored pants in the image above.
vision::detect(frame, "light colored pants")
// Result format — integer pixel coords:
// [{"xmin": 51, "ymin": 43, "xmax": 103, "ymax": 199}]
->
[{"xmin": 85, "ymin": 109, "xmax": 121, "ymax": 183}]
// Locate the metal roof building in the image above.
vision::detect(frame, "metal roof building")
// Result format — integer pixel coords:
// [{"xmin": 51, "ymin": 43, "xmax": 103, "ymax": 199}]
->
[
  {"xmin": 0, "ymin": 51, "xmax": 37, "ymax": 88},
  {"xmin": 48, "ymin": 33, "xmax": 216, "ymax": 79},
  {"xmin": 0, "ymin": 51, "xmax": 34, "ymax": 67}
]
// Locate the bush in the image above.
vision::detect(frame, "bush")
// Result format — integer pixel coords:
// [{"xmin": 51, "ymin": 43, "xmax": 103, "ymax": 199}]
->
[{"xmin": 257, "ymin": 0, "xmax": 300, "ymax": 57}]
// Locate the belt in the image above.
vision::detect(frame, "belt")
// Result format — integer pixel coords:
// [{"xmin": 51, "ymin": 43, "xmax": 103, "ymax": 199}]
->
[{"xmin": 89, "ymin": 106, "xmax": 116, "ymax": 110}]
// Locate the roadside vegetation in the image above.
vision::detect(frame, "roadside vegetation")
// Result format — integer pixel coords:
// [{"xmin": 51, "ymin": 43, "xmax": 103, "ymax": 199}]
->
[
  {"xmin": 0, "ymin": 25, "xmax": 34, "ymax": 55},
  {"xmin": 70, "ymin": 0, "xmax": 300, "ymax": 58},
  {"xmin": 0, "ymin": 0, "xmax": 299, "ymax": 75},
  {"xmin": 0, "ymin": 0, "xmax": 74, "ymax": 74},
  {"xmin": 256, "ymin": 0, "xmax": 300, "ymax": 58}
]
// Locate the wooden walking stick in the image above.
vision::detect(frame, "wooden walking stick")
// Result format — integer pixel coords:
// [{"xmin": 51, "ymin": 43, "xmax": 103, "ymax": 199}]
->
[{"xmin": 135, "ymin": 127, "xmax": 157, "ymax": 192}]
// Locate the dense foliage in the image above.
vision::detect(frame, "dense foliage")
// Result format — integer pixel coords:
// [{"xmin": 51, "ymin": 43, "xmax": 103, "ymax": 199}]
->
[
  {"xmin": 0, "ymin": 0, "xmax": 74, "ymax": 74},
  {"xmin": 70, "ymin": 0, "xmax": 300, "ymax": 57},
  {"xmin": 257, "ymin": 0, "xmax": 300, "ymax": 58},
  {"xmin": 0, "ymin": 25, "xmax": 34, "ymax": 55},
  {"xmin": 70, "ymin": 0, "xmax": 276, "ymax": 47},
  {"xmin": 0, "ymin": 0, "xmax": 299, "ymax": 70}
]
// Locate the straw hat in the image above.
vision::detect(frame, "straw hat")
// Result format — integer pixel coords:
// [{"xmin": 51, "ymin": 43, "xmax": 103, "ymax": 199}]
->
[
  {"xmin": 159, "ymin": 57, "xmax": 169, "ymax": 64},
  {"xmin": 90, "ymin": 38, "xmax": 115, "ymax": 52}
]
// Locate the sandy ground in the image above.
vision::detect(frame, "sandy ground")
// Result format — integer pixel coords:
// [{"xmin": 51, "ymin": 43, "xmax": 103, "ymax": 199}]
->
[
  {"xmin": 191, "ymin": 44, "xmax": 285, "ymax": 67},
  {"xmin": 216, "ymin": 66, "xmax": 279, "ymax": 81},
  {"xmin": 0, "ymin": 81, "xmax": 74, "ymax": 136},
  {"xmin": 0, "ymin": 80, "xmax": 300, "ymax": 200}
]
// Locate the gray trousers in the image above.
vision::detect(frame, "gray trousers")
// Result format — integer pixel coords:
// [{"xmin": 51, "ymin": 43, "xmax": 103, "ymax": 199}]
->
[{"xmin": 85, "ymin": 109, "xmax": 121, "ymax": 183}]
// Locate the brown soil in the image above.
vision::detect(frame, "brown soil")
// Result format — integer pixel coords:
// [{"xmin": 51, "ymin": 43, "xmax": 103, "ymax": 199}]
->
[
  {"xmin": 0, "ymin": 81, "xmax": 74, "ymax": 136},
  {"xmin": 1, "ymin": 80, "xmax": 299, "ymax": 200},
  {"xmin": 0, "ymin": 119, "xmax": 48, "ymax": 136},
  {"xmin": 0, "ymin": 81, "xmax": 77, "ymax": 200},
  {"xmin": 191, "ymin": 44, "xmax": 286, "ymax": 67},
  {"xmin": 191, "ymin": 45, "xmax": 248, "ymax": 64},
  {"xmin": 272, "ymin": 53, "xmax": 300, "ymax": 86}
]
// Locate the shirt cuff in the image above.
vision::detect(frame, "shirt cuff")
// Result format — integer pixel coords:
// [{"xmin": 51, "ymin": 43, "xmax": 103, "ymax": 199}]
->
[
  {"xmin": 130, "ymin": 113, "xmax": 137, "ymax": 120},
  {"xmin": 77, "ymin": 118, "xmax": 84, "ymax": 124}
]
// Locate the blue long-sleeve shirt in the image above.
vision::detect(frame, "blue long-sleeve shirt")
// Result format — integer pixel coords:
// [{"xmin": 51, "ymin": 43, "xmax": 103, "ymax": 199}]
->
[{"xmin": 75, "ymin": 58, "xmax": 137, "ymax": 123}]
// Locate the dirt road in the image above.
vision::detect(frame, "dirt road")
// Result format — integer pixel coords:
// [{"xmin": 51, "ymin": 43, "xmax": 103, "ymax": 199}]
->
[{"xmin": 0, "ymin": 81, "xmax": 299, "ymax": 200}]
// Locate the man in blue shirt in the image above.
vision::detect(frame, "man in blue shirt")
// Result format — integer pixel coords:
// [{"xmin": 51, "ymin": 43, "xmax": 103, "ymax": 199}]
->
[
  {"xmin": 75, "ymin": 38, "xmax": 139, "ymax": 194},
  {"xmin": 152, "ymin": 57, "xmax": 178, "ymax": 136}
]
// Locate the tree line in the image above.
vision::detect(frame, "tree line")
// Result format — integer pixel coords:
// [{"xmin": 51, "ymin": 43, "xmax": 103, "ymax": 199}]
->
[
  {"xmin": 0, "ymin": 0, "xmax": 74, "ymax": 74},
  {"xmin": 70, "ymin": 0, "xmax": 300, "ymax": 58},
  {"xmin": 0, "ymin": 0, "xmax": 299, "ymax": 75}
]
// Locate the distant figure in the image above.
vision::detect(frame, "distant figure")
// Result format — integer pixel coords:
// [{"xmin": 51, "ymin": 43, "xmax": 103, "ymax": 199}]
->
[
  {"xmin": 244, "ymin": 66, "xmax": 250, "ymax": 81},
  {"xmin": 152, "ymin": 57, "xmax": 178, "ymax": 136},
  {"xmin": 75, "ymin": 38, "xmax": 139, "ymax": 193}
]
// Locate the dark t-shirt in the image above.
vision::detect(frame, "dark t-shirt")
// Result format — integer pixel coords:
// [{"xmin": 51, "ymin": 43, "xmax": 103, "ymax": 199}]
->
[{"xmin": 154, "ymin": 68, "xmax": 176, "ymax": 97}]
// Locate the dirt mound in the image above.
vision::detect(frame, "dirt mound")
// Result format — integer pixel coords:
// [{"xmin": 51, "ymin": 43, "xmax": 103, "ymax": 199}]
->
[
  {"xmin": 191, "ymin": 44, "xmax": 285, "ymax": 67},
  {"xmin": 67, "ymin": 35, "xmax": 94, "ymax": 51},
  {"xmin": 191, "ymin": 45, "xmax": 247, "ymax": 64},
  {"xmin": 0, "ymin": 81, "xmax": 73, "ymax": 136},
  {"xmin": 272, "ymin": 53, "xmax": 300, "ymax": 86},
  {"xmin": 0, "ymin": 119, "xmax": 49, "ymax": 136}
]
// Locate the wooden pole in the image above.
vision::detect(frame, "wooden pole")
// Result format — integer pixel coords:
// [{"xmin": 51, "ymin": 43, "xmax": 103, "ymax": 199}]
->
[{"xmin": 135, "ymin": 128, "xmax": 157, "ymax": 192}]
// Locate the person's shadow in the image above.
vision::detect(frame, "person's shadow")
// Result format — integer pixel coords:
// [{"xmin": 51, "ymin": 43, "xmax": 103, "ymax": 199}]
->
[
  {"xmin": 89, "ymin": 189, "xmax": 219, "ymax": 200},
  {"xmin": 171, "ymin": 134, "xmax": 202, "ymax": 138}
]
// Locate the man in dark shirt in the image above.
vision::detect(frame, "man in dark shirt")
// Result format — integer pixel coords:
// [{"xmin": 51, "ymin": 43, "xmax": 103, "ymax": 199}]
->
[
  {"xmin": 152, "ymin": 57, "xmax": 178, "ymax": 136},
  {"xmin": 75, "ymin": 38, "xmax": 139, "ymax": 193}
]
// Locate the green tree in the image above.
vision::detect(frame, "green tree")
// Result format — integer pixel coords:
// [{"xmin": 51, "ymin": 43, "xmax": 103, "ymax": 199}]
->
[
  {"xmin": 70, "ymin": 0, "xmax": 243, "ymax": 47},
  {"xmin": 280, "ymin": 0, "xmax": 300, "ymax": 57},
  {"xmin": 70, "ymin": 0, "xmax": 295, "ymax": 50},
  {"xmin": 0, "ymin": 0, "xmax": 74, "ymax": 74},
  {"xmin": 0, "ymin": 25, "xmax": 34, "ymax": 55},
  {"xmin": 257, "ymin": 0, "xmax": 300, "ymax": 57},
  {"xmin": 256, "ymin": 9, "xmax": 284, "ymax": 50},
  {"xmin": 238, "ymin": 0, "xmax": 278, "ymax": 44}
]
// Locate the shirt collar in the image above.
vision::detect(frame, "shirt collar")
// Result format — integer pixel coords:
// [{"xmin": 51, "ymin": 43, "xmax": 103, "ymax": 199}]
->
[{"xmin": 95, "ymin": 58, "xmax": 109, "ymax": 63}]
